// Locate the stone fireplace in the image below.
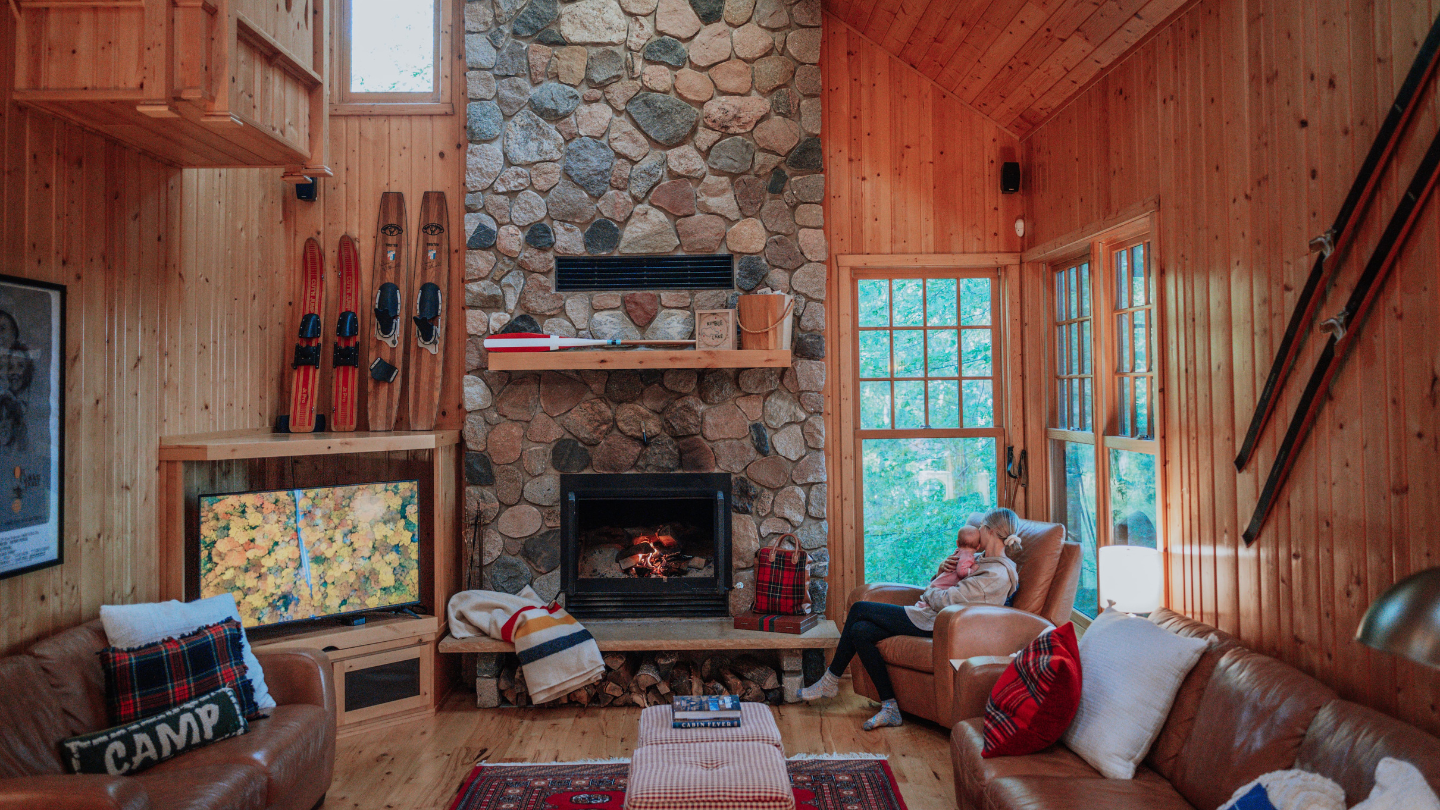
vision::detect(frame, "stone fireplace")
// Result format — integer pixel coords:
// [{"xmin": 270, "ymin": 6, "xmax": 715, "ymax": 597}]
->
[{"xmin": 561, "ymin": 472, "xmax": 732, "ymax": 618}]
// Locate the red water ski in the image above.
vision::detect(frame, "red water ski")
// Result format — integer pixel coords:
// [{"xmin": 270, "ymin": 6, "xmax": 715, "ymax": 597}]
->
[
  {"xmin": 331, "ymin": 234, "xmax": 362, "ymax": 432},
  {"xmin": 286, "ymin": 237, "xmax": 325, "ymax": 433}
]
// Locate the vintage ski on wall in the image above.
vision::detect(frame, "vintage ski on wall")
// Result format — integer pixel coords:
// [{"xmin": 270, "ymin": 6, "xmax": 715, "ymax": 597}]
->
[
  {"xmin": 407, "ymin": 191, "xmax": 448, "ymax": 432},
  {"xmin": 281, "ymin": 237, "xmax": 326, "ymax": 433},
  {"xmin": 331, "ymin": 234, "xmax": 363, "ymax": 432},
  {"xmin": 367, "ymin": 192, "xmax": 408, "ymax": 431}
]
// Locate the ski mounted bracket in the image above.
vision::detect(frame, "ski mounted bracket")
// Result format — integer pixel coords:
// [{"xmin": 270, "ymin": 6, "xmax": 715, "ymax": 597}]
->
[
  {"xmin": 374, "ymin": 283, "xmax": 402, "ymax": 347},
  {"xmin": 413, "ymin": 283, "xmax": 442, "ymax": 353},
  {"xmin": 1318, "ymin": 310, "xmax": 1349, "ymax": 341},
  {"xmin": 336, "ymin": 310, "xmax": 359, "ymax": 338},
  {"xmin": 297, "ymin": 313, "xmax": 321, "ymax": 339},
  {"xmin": 1308, "ymin": 229, "xmax": 1337, "ymax": 258},
  {"xmin": 292, "ymin": 345, "xmax": 321, "ymax": 368},
  {"xmin": 333, "ymin": 345, "xmax": 359, "ymax": 367},
  {"xmin": 370, "ymin": 357, "xmax": 399, "ymax": 383}
]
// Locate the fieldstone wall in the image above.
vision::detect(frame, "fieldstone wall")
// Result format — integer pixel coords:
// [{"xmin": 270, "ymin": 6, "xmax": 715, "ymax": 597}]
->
[{"xmin": 460, "ymin": 0, "xmax": 829, "ymax": 616}]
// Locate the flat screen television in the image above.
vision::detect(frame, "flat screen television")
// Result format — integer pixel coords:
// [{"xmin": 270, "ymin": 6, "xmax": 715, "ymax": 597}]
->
[{"xmin": 195, "ymin": 480, "xmax": 422, "ymax": 628}]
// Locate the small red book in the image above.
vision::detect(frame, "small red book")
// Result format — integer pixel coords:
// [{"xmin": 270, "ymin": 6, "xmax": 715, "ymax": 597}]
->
[{"xmin": 733, "ymin": 611, "xmax": 819, "ymax": 634}]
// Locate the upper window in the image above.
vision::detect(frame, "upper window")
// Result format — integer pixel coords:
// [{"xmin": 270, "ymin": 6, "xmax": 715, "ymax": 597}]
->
[{"xmin": 338, "ymin": 0, "xmax": 442, "ymax": 106}]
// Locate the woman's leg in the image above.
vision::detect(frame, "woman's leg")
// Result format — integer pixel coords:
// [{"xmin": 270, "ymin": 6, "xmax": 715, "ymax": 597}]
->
[{"xmin": 801, "ymin": 601, "xmax": 929, "ymax": 704}]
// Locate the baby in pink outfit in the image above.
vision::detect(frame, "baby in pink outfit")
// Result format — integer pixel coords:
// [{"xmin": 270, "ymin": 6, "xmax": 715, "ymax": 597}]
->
[{"xmin": 929, "ymin": 525, "xmax": 982, "ymax": 589}]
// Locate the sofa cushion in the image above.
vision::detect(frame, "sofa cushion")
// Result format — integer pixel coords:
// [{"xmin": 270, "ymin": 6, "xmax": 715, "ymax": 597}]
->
[
  {"xmin": 100, "ymin": 619, "xmax": 258, "ymax": 724},
  {"xmin": 952, "ymin": 717, "xmax": 1107, "ymax": 808},
  {"xmin": 981, "ymin": 775, "xmax": 1196, "ymax": 810},
  {"xmin": 1171, "ymin": 648, "xmax": 1335, "ymax": 810},
  {"xmin": 1294, "ymin": 700, "xmax": 1440, "ymax": 804},
  {"xmin": 969, "ymin": 513, "xmax": 1065, "ymax": 618},
  {"xmin": 983, "ymin": 623, "xmax": 1083, "ymax": 758},
  {"xmin": 1144, "ymin": 609, "xmax": 1242, "ymax": 782},
  {"xmin": 60, "ymin": 687, "xmax": 250, "ymax": 776},
  {"xmin": 0, "ymin": 656, "xmax": 69, "ymax": 778},
  {"xmin": 876, "ymin": 635, "xmax": 933, "ymax": 673},
  {"xmin": 27, "ymin": 620, "xmax": 110, "ymax": 735},
  {"xmin": 133, "ymin": 761, "xmax": 269, "ymax": 810}
]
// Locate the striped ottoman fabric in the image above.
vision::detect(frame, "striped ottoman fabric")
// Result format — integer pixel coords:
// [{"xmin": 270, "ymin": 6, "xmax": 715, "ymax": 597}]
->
[
  {"xmin": 625, "ymin": 741, "xmax": 794, "ymax": 810},
  {"xmin": 637, "ymin": 703, "xmax": 784, "ymax": 750}
]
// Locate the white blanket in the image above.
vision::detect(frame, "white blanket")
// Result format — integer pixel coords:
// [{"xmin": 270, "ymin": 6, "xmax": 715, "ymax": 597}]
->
[{"xmin": 447, "ymin": 587, "xmax": 604, "ymax": 704}]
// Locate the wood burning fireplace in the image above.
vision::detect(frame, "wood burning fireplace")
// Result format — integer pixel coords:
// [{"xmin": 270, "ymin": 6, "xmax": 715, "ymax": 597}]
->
[{"xmin": 560, "ymin": 473, "xmax": 733, "ymax": 619}]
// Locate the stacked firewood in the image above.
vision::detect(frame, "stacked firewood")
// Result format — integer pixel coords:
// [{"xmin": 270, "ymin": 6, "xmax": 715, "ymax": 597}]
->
[{"xmin": 495, "ymin": 651, "xmax": 783, "ymax": 708}]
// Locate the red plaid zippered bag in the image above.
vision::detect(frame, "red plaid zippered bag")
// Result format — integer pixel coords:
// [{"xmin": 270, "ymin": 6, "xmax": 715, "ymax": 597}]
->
[
  {"xmin": 753, "ymin": 533, "xmax": 811, "ymax": 615},
  {"xmin": 100, "ymin": 618, "xmax": 259, "ymax": 725}
]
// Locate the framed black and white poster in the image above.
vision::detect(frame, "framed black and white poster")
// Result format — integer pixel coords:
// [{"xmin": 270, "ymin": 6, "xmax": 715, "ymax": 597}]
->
[{"xmin": 0, "ymin": 275, "xmax": 64, "ymax": 581}]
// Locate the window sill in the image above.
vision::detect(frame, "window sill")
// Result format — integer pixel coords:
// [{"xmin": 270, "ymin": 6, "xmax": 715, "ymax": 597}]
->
[{"xmin": 330, "ymin": 102, "xmax": 455, "ymax": 117}]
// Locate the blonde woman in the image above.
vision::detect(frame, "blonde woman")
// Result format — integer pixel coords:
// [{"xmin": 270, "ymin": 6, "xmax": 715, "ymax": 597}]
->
[{"xmin": 799, "ymin": 508, "xmax": 1022, "ymax": 730}]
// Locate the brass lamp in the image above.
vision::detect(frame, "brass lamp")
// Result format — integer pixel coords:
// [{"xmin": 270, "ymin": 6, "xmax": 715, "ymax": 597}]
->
[{"xmin": 1356, "ymin": 568, "xmax": 1440, "ymax": 667}]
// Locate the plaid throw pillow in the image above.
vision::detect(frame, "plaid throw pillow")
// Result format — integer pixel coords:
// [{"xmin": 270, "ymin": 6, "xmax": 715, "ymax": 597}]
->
[
  {"xmin": 982, "ymin": 622, "xmax": 1082, "ymax": 758},
  {"xmin": 101, "ymin": 619, "xmax": 259, "ymax": 724}
]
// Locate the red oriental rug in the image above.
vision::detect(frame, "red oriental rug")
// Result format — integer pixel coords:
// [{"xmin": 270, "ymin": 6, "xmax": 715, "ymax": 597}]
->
[{"xmin": 448, "ymin": 757, "xmax": 910, "ymax": 810}]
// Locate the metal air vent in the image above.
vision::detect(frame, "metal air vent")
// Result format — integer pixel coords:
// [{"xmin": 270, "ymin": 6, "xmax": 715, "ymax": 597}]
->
[{"xmin": 555, "ymin": 255, "xmax": 735, "ymax": 291}]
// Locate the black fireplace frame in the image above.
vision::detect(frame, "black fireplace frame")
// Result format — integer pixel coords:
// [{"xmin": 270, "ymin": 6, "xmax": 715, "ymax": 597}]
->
[{"xmin": 560, "ymin": 472, "xmax": 733, "ymax": 619}]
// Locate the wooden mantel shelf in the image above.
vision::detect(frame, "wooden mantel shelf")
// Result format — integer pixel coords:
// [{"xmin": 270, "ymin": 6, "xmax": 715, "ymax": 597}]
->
[
  {"xmin": 438, "ymin": 617, "xmax": 840, "ymax": 654},
  {"xmin": 487, "ymin": 349, "xmax": 792, "ymax": 371},
  {"xmin": 159, "ymin": 429, "xmax": 460, "ymax": 461}
]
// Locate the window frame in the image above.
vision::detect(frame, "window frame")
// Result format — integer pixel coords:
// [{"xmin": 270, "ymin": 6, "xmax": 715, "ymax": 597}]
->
[
  {"xmin": 333, "ymin": 0, "xmax": 454, "ymax": 115},
  {"xmin": 1043, "ymin": 217, "xmax": 1165, "ymax": 617}
]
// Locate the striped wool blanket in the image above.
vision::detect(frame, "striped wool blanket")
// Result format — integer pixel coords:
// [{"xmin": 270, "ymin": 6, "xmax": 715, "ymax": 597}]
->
[{"xmin": 447, "ymin": 587, "xmax": 605, "ymax": 704}]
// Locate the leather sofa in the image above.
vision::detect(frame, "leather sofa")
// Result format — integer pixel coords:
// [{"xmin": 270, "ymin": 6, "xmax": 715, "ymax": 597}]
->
[
  {"xmin": 0, "ymin": 620, "xmax": 336, "ymax": 810},
  {"xmin": 950, "ymin": 608, "xmax": 1440, "ymax": 809},
  {"xmin": 847, "ymin": 515, "xmax": 1080, "ymax": 727}
]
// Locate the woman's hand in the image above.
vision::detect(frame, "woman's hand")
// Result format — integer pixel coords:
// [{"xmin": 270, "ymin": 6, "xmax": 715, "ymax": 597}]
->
[{"xmin": 938, "ymin": 551, "xmax": 963, "ymax": 576}]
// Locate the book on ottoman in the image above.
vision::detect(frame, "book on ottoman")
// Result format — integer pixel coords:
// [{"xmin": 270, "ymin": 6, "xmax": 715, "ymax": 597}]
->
[
  {"xmin": 673, "ymin": 695, "xmax": 741, "ymax": 728},
  {"xmin": 640, "ymin": 703, "xmax": 783, "ymax": 749},
  {"xmin": 733, "ymin": 611, "xmax": 819, "ymax": 635}
]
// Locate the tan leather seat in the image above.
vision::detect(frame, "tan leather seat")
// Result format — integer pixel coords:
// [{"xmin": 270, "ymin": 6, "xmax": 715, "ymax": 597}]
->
[{"xmin": 847, "ymin": 515, "xmax": 1080, "ymax": 727}]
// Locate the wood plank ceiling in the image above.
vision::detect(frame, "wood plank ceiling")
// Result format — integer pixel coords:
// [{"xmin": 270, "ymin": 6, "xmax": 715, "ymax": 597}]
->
[{"xmin": 824, "ymin": 0, "xmax": 1196, "ymax": 136}]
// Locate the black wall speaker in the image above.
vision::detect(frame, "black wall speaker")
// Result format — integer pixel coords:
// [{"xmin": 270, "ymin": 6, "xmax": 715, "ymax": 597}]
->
[{"xmin": 1001, "ymin": 162, "xmax": 1021, "ymax": 194}]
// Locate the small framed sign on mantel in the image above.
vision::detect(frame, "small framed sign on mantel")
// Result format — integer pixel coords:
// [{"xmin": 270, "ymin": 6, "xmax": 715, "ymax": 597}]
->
[{"xmin": 695, "ymin": 309, "xmax": 737, "ymax": 350}]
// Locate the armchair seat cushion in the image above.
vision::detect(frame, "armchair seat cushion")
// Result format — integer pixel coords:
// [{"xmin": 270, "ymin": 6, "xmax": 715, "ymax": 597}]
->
[
  {"xmin": 876, "ymin": 636, "xmax": 933, "ymax": 673},
  {"xmin": 133, "ymin": 761, "xmax": 269, "ymax": 810},
  {"xmin": 982, "ymin": 775, "xmax": 1195, "ymax": 810}
]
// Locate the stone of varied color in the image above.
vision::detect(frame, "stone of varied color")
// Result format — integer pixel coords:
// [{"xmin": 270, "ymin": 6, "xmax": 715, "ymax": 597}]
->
[
  {"xmin": 737, "ymin": 367, "xmax": 779, "ymax": 394},
  {"xmin": 555, "ymin": 46, "xmax": 588, "ymax": 84},
  {"xmin": 658, "ymin": 291, "xmax": 691, "ymax": 308},
  {"xmin": 604, "ymin": 78, "xmax": 640, "ymax": 109},
  {"xmin": 786, "ymin": 173, "xmax": 825, "ymax": 203},
  {"xmin": 769, "ymin": 86, "xmax": 794, "ymax": 116},
  {"xmin": 591, "ymin": 433, "xmax": 643, "ymax": 473},
  {"xmin": 589, "ymin": 309, "xmax": 643, "ymax": 342},
  {"xmin": 508, "ymin": 190, "xmax": 546, "ymax": 226},
  {"xmin": 622, "ymin": 291, "xmax": 659, "ymax": 328},
  {"xmin": 525, "ymin": 223, "xmax": 555, "ymax": 249},
  {"xmin": 674, "ymin": 68, "xmax": 715, "ymax": 102},
  {"xmin": 466, "ymin": 34, "xmax": 498, "ymax": 68},
  {"xmin": 763, "ymin": 267, "xmax": 790, "ymax": 292},
  {"xmin": 807, "ymin": 485, "xmax": 827, "ymax": 521},
  {"xmin": 758, "ymin": 516, "xmax": 793, "ymax": 536},
  {"xmin": 789, "ymin": 358, "xmax": 824, "ymax": 392},
  {"xmin": 536, "ymin": 371, "xmax": 584, "ymax": 416},
  {"xmin": 523, "ymin": 527, "xmax": 562, "ymax": 572},
  {"xmin": 494, "ymin": 77, "xmax": 531, "ymax": 115},
  {"xmin": 487, "ymin": 554, "xmax": 531, "ymax": 592},
  {"xmin": 465, "ymin": 278, "xmax": 503, "ymax": 309},
  {"xmin": 620, "ymin": 0, "xmax": 658, "ymax": 13},
  {"xmin": 694, "ymin": 175, "xmax": 740, "ymax": 219},
  {"xmin": 556, "ymin": 299, "xmax": 589, "ymax": 333},
  {"xmin": 726, "ymin": 217, "xmax": 766, "ymax": 253},
  {"xmin": 666, "ymin": 144, "xmax": 707, "ymax": 178},
  {"xmin": 698, "ymin": 369, "xmax": 738, "ymax": 403},
  {"xmin": 466, "ymin": 0, "xmax": 495, "ymax": 31},
  {"xmin": 494, "ymin": 40, "xmax": 529, "ymax": 76},
  {"xmin": 795, "ymin": 64, "xmax": 821, "ymax": 96},
  {"xmin": 468, "ymin": 213, "xmax": 499, "ymax": 249},
  {"xmin": 662, "ymin": 395, "xmax": 703, "ymax": 436},
  {"xmin": 800, "ymin": 97, "xmax": 822, "ymax": 135},
  {"xmin": 646, "ymin": 308, "xmax": 694, "ymax": 341},
  {"xmin": 731, "ymin": 255, "xmax": 765, "ymax": 291},
  {"xmin": 673, "ymin": 435, "xmax": 713, "ymax": 472},
  {"xmin": 771, "ymin": 423, "xmax": 805, "ymax": 461},
  {"xmin": 551, "ymin": 438, "xmax": 591, "ymax": 472},
  {"xmin": 504, "ymin": 110, "xmax": 565, "ymax": 164},
  {"xmin": 798, "ymin": 228, "xmax": 826, "ymax": 261},
  {"xmin": 493, "ymin": 377, "xmax": 538, "ymax": 423},
  {"xmin": 488, "ymin": 312, "xmax": 511, "ymax": 332},
  {"xmin": 663, "ymin": 369, "xmax": 697, "ymax": 393},
  {"xmin": 526, "ymin": 413, "xmax": 565, "ymax": 448},
  {"xmin": 467, "ymin": 101, "xmax": 503, "ymax": 141},
  {"xmin": 711, "ymin": 439, "xmax": 756, "ymax": 472},
  {"xmin": 753, "ymin": 150, "xmax": 782, "ymax": 179},
  {"xmin": 586, "ymin": 47, "xmax": 625, "ymax": 85},
  {"xmin": 793, "ymin": 332, "xmax": 824, "ymax": 359},
  {"xmin": 575, "ymin": 103, "xmax": 612, "ymax": 138},
  {"xmin": 628, "ymin": 152, "xmax": 666, "ymax": 198},
  {"xmin": 754, "ymin": 117, "xmax": 800, "ymax": 155},
  {"xmin": 789, "ymin": 452, "xmax": 825, "ymax": 485},
  {"xmin": 753, "ymin": 0, "xmax": 787, "ymax": 27},
  {"xmin": 495, "ymin": 0, "xmax": 528, "ymax": 23},
  {"xmin": 786, "ymin": 136, "xmax": 822, "ymax": 170},
  {"xmin": 789, "ymin": 0, "xmax": 820, "ymax": 25},
  {"xmin": 598, "ymin": 121, "xmax": 643, "ymax": 164},
  {"xmin": 643, "ymin": 36, "xmax": 689, "ymax": 67},
  {"xmin": 689, "ymin": 0, "xmax": 724, "ymax": 23},
  {"xmin": 733, "ymin": 175, "xmax": 765, "ymax": 216},
  {"xmin": 693, "ymin": 290, "xmax": 729, "ymax": 308},
  {"xmin": 765, "ymin": 235, "xmax": 803, "ymax": 269},
  {"xmin": 465, "ymin": 251, "xmax": 497, "ymax": 281},
  {"xmin": 547, "ymin": 178, "xmax": 598, "ymax": 223},
  {"xmin": 519, "ymin": 273, "xmax": 565, "ymax": 314},
  {"xmin": 656, "ymin": 0, "xmax": 702, "ymax": 39},
  {"xmin": 562, "ymin": 137, "xmax": 616, "ymax": 197},
  {"xmin": 641, "ymin": 63, "xmax": 673, "ymax": 92},
  {"xmin": 485, "ymin": 194, "xmax": 512, "ymax": 225},
  {"xmin": 724, "ymin": 0, "xmax": 756, "ymax": 25},
  {"xmin": 558, "ymin": 0, "xmax": 627, "ymax": 44},
  {"xmin": 529, "ymin": 44, "xmax": 553, "ymax": 84},
  {"xmin": 689, "ymin": 128, "xmax": 717, "ymax": 153},
  {"xmin": 760, "ymin": 198, "xmax": 796, "ymax": 234},
  {"xmin": 512, "ymin": 0, "xmax": 558, "ymax": 36},
  {"xmin": 532, "ymin": 162, "xmax": 563, "ymax": 191},
  {"xmin": 584, "ymin": 218, "xmax": 621, "ymax": 253},
  {"xmin": 689, "ymin": 22, "xmax": 732, "ymax": 67},
  {"xmin": 772, "ymin": 486, "xmax": 805, "ymax": 525},
  {"xmin": 465, "ymin": 192, "xmax": 485, "ymax": 212},
  {"xmin": 493, "ymin": 167, "xmax": 531, "ymax": 193},
  {"xmin": 675, "ymin": 214, "xmax": 727, "ymax": 251},
  {"xmin": 615, "ymin": 402, "xmax": 664, "ymax": 439},
  {"xmin": 704, "ymin": 136, "xmax": 753, "ymax": 174},
  {"xmin": 468, "ymin": 70, "xmax": 497, "ymax": 101},
  {"xmin": 795, "ymin": 203, "xmax": 823, "ymax": 228},
  {"xmin": 618, "ymin": 205, "xmax": 679, "ymax": 253},
  {"xmin": 498, "ymin": 314, "xmax": 540, "ymax": 335},
  {"xmin": 763, "ymin": 388, "xmax": 805, "ymax": 429},
  {"xmin": 702, "ymin": 95, "xmax": 770, "ymax": 133},
  {"xmin": 561, "ymin": 398, "xmax": 614, "ymax": 445},
  {"xmin": 596, "ymin": 189, "xmax": 634, "ymax": 222},
  {"xmin": 529, "ymin": 82, "xmax": 581, "ymax": 120},
  {"xmin": 463, "ymin": 374, "xmax": 495, "ymax": 411},
  {"xmin": 785, "ymin": 26, "xmax": 820, "ymax": 63},
  {"xmin": 730, "ymin": 22, "xmax": 773, "ymax": 60},
  {"xmin": 710, "ymin": 63, "xmax": 753, "ymax": 97},
  {"xmin": 496, "ymin": 225, "xmax": 524, "ymax": 257},
  {"xmin": 629, "ymin": 92, "xmax": 699, "ymax": 145},
  {"xmin": 519, "ymin": 248, "xmax": 556, "ymax": 274},
  {"xmin": 702, "ymin": 402, "xmax": 749, "ymax": 440},
  {"xmin": 798, "ymin": 299, "xmax": 824, "ymax": 332},
  {"xmin": 745, "ymin": 455, "xmax": 790, "ymax": 488},
  {"xmin": 752, "ymin": 55, "xmax": 794, "ymax": 94},
  {"xmin": 538, "ymin": 28, "xmax": 568, "ymax": 45},
  {"xmin": 494, "ymin": 466, "xmax": 523, "ymax": 505},
  {"xmin": 649, "ymin": 179, "xmax": 696, "ymax": 216},
  {"xmin": 789, "ymin": 262, "xmax": 825, "ymax": 299},
  {"xmin": 635, "ymin": 434, "xmax": 680, "ymax": 471},
  {"xmin": 593, "ymin": 292, "xmax": 622, "ymax": 309}
]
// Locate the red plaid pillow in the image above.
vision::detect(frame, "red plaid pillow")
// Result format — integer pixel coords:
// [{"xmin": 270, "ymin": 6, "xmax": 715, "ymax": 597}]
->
[
  {"xmin": 101, "ymin": 619, "xmax": 259, "ymax": 724},
  {"xmin": 982, "ymin": 622, "xmax": 1082, "ymax": 757}
]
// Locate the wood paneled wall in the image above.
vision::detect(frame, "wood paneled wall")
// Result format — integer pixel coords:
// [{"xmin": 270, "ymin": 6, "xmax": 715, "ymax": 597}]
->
[{"xmin": 1023, "ymin": 0, "xmax": 1440, "ymax": 734}]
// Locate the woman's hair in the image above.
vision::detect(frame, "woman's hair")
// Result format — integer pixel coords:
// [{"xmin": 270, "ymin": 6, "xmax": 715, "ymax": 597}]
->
[{"xmin": 981, "ymin": 507, "xmax": 1020, "ymax": 539}]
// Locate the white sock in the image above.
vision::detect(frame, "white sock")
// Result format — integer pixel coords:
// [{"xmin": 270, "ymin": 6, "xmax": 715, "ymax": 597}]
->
[
  {"xmin": 798, "ymin": 670, "xmax": 840, "ymax": 701},
  {"xmin": 863, "ymin": 699, "xmax": 902, "ymax": 730}
]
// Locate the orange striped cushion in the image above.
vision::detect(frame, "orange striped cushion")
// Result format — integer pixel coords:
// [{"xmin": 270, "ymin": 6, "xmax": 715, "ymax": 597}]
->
[{"xmin": 626, "ymin": 742, "xmax": 793, "ymax": 810}]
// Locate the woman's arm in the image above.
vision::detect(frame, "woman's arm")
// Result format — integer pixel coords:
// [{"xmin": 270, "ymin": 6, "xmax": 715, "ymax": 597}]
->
[{"xmin": 923, "ymin": 565, "xmax": 1008, "ymax": 611}]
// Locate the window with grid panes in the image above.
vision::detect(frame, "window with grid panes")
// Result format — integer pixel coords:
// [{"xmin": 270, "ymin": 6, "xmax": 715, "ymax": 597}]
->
[
  {"xmin": 854, "ymin": 275, "xmax": 1004, "ymax": 588},
  {"xmin": 1047, "ymin": 231, "xmax": 1162, "ymax": 618}
]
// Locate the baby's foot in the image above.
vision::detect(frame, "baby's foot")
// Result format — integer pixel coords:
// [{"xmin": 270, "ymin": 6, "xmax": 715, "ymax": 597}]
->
[
  {"xmin": 862, "ymin": 699, "xmax": 902, "ymax": 730},
  {"xmin": 798, "ymin": 670, "xmax": 840, "ymax": 701}
]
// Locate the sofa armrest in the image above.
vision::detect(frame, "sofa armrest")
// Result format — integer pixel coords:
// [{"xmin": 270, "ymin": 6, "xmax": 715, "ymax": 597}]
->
[
  {"xmin": 846, "ymin": 582, "xmax": 925, "ymax": 612},
  {"xmin": 255, "ymin": 647, "xmax": 334, "ymax": 711},
  {"xmin": 0, "ymin": 775, "xmax": 149, "ymax": 810},
  {"xmin": 931, "ymin": 604, "xmax": 1053, "ymax": 665},
  {"xmin": 950, "ymin": 656, "xmax": 1013, "ymax": 724}
]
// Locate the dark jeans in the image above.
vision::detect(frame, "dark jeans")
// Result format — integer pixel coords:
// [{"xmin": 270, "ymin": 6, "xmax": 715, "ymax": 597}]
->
[{"xmin": 828, "ymin": 600, "xmax": 931, "ymax": 701}]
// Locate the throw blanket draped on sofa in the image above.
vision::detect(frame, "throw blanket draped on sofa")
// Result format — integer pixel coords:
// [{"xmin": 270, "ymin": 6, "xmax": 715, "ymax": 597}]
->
[{"xmin": 447, "ymin": 587, "xmax": 605, "ymax": 704}]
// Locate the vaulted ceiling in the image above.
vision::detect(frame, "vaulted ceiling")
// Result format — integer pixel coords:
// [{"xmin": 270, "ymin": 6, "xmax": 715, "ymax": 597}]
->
[{"xmin": 824, "ymin": 0, "xmax": 1195, "ymax": 137}]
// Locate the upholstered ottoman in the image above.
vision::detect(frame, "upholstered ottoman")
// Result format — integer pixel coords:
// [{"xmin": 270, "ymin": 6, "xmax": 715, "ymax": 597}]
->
[
  {"xmin": 625, "ymin": 741, "xmax": 795, "ymax": 810},
  {"xmin": 636, "ymin": 703, "xmax": 784, "ymax": 750}
]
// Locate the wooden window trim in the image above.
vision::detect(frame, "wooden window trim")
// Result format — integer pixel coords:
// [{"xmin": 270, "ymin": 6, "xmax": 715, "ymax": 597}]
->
[{"xmin": 332, "ymin": 0, "xmax": 453, "ymax": 114}]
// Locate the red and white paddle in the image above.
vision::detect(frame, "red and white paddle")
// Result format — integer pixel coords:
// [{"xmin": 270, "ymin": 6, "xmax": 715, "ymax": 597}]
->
[{"xmin": 483, "ymin": 333, "xmax": 697, "ymax": 352}]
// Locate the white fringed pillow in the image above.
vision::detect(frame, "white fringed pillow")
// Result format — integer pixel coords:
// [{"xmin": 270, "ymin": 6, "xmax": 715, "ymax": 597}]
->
[
  {"xmin": 1217, "ymin": 769, "xmax": 1344, "ymax": 810},
  {"xmin": 1061, "ymin": 609, "xmax": 1207, "ymax": 779},
  {"xmin": 1353, "ymin": 758, "xmax": 1440, "ymax": 810}
]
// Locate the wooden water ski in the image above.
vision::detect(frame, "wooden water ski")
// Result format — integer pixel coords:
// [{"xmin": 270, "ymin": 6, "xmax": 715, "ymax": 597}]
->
[
  {"xmin": 407, "ymin": 192, "xmax": 448, "ymax": 432},
  {"xmin": 284, "ymin": 238, "xmax": 325, "ymax": 433},
  {"xmin": 367, "ymin": 192, "xmax": 408, "ymax": 431},
  {"xmin": 331, "ymin": 234, "xmax": 363, "ymax": 432}
]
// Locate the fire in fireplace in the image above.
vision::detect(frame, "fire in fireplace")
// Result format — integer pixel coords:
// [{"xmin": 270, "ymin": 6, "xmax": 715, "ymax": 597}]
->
[{"xmin": 561, "ymin": 473, "xmax": 733, "ymax": 619}]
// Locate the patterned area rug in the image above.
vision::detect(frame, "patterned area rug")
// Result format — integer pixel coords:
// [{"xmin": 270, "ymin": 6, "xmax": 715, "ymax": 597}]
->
[{"xmin": 448, "ymin": 758, "xmax": 909, "ymax": 810}]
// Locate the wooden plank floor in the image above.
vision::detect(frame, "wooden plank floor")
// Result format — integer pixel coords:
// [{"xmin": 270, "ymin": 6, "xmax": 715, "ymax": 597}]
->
[{"xmin": 328, "ymin": 683, "xmax": 958, "ymax": 809}]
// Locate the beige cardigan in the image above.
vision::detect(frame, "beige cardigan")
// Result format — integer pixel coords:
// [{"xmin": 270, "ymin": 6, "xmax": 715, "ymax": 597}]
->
[{"xmin": 903, "ymin": 553, "xmax": 1020, "ymax": 631}]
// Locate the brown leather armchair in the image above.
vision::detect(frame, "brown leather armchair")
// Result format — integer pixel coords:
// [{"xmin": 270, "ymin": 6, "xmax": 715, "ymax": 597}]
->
[{"xmin": 846, "ymin": 515, "xmax": 1080, "ymax": 727}]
